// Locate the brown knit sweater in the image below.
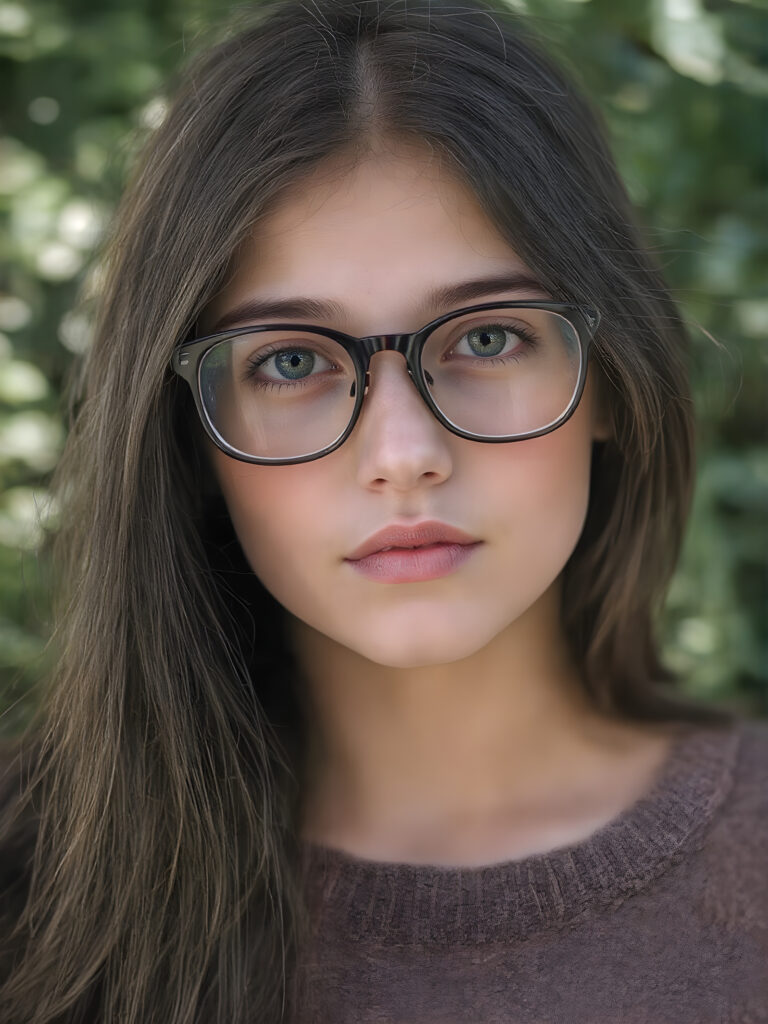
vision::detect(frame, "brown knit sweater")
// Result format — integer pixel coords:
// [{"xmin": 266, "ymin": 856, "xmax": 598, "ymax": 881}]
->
[{"xmin": 294, "ymin": 716, "xmax": 768, "ymax": 1023}]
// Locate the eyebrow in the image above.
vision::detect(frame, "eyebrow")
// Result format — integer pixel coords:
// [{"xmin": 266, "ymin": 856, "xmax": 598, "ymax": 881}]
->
[{"xmin": 206, "ymin": 271, "xmax": 551, "ymax": 334}]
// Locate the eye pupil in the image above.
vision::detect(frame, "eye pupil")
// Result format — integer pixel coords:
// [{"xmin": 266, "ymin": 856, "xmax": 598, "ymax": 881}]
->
[
  {"xmin": 275, "ymin": 350, "xmax": 315, "ymax": 378},
  {"xmin": 468, "ymin": 326, "xmax": 506, "ymax": 357}
]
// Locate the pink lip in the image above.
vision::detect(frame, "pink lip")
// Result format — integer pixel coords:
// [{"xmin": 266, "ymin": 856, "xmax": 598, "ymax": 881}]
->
[
  {"xmin": 346, "ymin": 520, "xmax": 480, "ymax": 561},
  {"xmin": 344, "ymin": 520, "xmax": 482, "ymax": 583},
  {"xmin": 346, "ymin": 542, "xmax": 481, "ymax": 583}
]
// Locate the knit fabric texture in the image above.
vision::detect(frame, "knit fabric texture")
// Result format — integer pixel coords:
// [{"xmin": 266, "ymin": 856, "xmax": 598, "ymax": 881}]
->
[{"xmin": 294, "ymin": 716, "xmax": 768, "ymax": 1023}]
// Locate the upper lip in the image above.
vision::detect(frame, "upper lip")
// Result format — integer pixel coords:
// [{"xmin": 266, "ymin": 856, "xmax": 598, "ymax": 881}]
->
[{"xmin": 346, "ymin": 521, "xmax": 481, "ymax": 561}]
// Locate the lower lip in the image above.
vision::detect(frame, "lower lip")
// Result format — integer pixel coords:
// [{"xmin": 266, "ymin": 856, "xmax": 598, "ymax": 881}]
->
[{"xmin": 346, "ymin": 542, "xmax": 482, "ymax": 583}]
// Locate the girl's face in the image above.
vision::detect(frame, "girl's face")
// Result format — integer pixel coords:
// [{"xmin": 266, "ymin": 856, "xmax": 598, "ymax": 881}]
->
[{"xmin": 203, "ymin": 143, "xmax": 609, "ymax": 669}]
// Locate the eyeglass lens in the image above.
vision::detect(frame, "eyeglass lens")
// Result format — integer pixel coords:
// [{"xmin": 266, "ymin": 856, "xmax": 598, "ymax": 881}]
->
[{"xmin": 198, "ymin": 307, "xmax": 582, "ymax": 460}]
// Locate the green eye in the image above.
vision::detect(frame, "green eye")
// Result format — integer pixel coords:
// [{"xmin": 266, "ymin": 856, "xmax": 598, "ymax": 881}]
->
[
  {"xmin": 466, "ymin": 326, "xmax": 508, "ymax": 357},
  {"xmin": 273, "ymin": 350, "xmax": 316, "ymax": 379}
]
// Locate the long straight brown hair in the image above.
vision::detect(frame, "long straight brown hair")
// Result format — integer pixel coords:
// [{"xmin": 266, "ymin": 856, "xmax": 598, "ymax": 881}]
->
[{"xmin": 0, "ymin": 1, "xmax": 737, "ymax": 1021}]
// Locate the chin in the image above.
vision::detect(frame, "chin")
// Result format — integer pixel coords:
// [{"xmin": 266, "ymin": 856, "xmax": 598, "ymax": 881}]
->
[{"xmin": 343, "ymin": 622, "xmax": 505, "ymax": 670}]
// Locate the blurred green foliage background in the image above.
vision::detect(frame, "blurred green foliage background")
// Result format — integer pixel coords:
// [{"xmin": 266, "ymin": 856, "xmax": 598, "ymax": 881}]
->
[{"xmin": 0, "ymin": 0, "xmax": 766, "ymax": 736}]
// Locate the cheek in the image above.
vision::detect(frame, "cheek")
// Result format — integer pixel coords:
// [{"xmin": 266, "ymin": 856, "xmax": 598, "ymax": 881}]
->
[
  {"xmin": 480, "ymin": 364, "xmax": 600, "ymax": 509},
  {"xmin": 481, "ymin": 415, "xmax": 594, "ymax": 538},
  {"xmin": 211, "ymin": 452, "xmax": 334, "ymax": 595}
]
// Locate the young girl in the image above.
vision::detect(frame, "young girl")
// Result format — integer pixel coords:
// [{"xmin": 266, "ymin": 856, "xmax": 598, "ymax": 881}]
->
[{"xmin": 1, "ymin": 1, "xmax": 766, "ymax": 1021}]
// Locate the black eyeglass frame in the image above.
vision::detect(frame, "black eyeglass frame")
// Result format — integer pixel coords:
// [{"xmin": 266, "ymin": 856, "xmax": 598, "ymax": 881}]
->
[{"xmin": 171, "ymin": 300, "xmax": 601, "ymax": 466}]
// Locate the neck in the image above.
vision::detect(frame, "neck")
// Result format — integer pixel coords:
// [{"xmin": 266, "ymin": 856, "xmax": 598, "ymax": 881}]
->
[{"xmin": 289, "ymin": 580, "xmax": 673, "ymax": 863}]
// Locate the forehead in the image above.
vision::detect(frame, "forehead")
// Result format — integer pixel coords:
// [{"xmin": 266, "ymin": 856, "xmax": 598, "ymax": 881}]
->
[
  {"xmin": 204, "ymin": 143, "xmax": 538, "ymax": 334},
  {"xmin": 253, "ymin": 145, "xmax": 496, "ymax": 247}
]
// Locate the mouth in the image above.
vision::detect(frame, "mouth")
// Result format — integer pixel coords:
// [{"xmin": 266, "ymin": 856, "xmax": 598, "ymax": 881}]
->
[
  {"xmin": 345, "ymin": 539, "xmax": 483, "ymax": 584},
  {"xmin": 346, "ymin": 520, "xmax": 480, "ymax": 562},
  {"xmin": 377, "ymin": 542, "xmax": 452, "ymax": 553}
]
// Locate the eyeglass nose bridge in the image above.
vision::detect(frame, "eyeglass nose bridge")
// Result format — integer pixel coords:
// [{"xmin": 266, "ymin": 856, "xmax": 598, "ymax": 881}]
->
[{"xmin": 354, "ymin": 331, "xmax": 429, "ymax": 395}]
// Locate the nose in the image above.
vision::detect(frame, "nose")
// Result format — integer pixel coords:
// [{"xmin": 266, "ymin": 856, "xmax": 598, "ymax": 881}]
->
[{"xmin": 350, "ymin": 351, "xmax": 453, "ymax": 493}]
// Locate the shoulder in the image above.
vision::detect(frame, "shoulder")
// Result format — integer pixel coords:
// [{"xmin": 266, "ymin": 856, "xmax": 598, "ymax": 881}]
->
[
  {"xmin": 728, "ymin": 714, "xmax": 768, "ymax": 815},
  {"xmin": 677, "ymin": 714, "xmax": 768, "ymax": 990},
  {"xmin": 736, "ymin": 713, "xmax": 768, "ymax": 757},
  {"xmin": 729, "ymin": 712, "xmax": 768, "ymax": 798},
  {"xmin": 697, "ymin": 715, "xmax": 768, "ymax": 896}
]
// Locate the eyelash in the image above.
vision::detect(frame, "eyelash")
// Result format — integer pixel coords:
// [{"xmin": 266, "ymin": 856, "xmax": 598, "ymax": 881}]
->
[{"xmin": 241, "ymin": 322, "xmax": 540, "ymax": 391}]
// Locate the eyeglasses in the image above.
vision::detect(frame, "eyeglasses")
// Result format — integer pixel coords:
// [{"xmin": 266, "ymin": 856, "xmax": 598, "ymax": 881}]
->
[{"xmin": 171, "ymin": 299, "xmax": 600, "ymax": 465}]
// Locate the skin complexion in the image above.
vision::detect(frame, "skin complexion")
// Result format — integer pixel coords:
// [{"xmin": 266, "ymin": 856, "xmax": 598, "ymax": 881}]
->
[{"xmin": 203, "ymin": 140, "xmax": 680, "ymax": 867}]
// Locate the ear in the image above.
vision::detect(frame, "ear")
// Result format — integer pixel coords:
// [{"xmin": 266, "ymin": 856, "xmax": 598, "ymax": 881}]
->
[
  {"xmin": 201, "ymin": 440, "xmax": 224, "ymax": 499},
  {"xmin": 588, "ymin": 368, "xmax": 614, "ymax": 443},
  {"xmin": 191, "ymin": 417, "xmax": 224, "ymax": 499},
  {"xmin": 592, "ymin": 410, "xmax": 612, "ymax": 444}
]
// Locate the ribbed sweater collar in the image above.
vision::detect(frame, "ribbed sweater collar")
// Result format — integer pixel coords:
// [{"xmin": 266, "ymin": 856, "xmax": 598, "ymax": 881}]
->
[{"xmin": 299, "ymin": 721, "xmax": 741, "ymax": 947}]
